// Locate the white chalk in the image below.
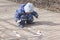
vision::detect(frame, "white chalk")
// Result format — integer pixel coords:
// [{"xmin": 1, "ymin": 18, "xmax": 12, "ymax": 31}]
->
[
  {"xmin": 37, "ymin": 30, "xmax": 41, "ymax": 35},
  {"xmin": 16, "ymin": 34, "xmax": 21, "ymax": 37}
]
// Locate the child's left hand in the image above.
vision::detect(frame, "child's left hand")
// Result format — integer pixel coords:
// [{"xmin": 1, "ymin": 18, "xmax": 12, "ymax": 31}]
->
[{"xmin": 36, "ymin": 16, "xmax": 38, "ymax": 18}]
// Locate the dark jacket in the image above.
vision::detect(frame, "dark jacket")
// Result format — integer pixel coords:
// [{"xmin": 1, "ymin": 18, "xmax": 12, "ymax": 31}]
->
[{"xmin": 14, "ymin": 4, "xmax": 38, "ymax": 21}]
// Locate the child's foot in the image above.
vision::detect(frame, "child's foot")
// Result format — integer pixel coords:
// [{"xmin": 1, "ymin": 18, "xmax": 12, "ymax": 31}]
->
[
  {"xmin": 20, "ymin": 25, "xmax": 24, "ymax": 28},
  {"xmin": 18, "ymin": 25, "xmax": 24, "ymax": 28}
]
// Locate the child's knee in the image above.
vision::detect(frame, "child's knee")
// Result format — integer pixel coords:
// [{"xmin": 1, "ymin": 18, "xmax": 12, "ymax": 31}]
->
[
  {"xmin": 28, "ymin": 17, "xmax": 34, "ymax": 21},
  {"xmin": 21, "ymin": 15, "xmax": 27, "ymax": 20}
]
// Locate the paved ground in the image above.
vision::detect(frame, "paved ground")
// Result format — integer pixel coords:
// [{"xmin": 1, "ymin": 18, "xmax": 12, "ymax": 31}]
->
[{"xmin": 0, "ymin": 0, "xmax": 60, "ymax": 40}]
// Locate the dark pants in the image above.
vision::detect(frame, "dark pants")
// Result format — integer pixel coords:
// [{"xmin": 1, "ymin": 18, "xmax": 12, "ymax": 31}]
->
[{"xmin": 20, "ymin": 15, "xmax": 33, "ymax": 26}]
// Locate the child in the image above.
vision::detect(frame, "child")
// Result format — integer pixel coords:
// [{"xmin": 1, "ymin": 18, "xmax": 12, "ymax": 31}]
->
[{"xmin": 14, "ymin": 3, "xmax": 38, "ymax": 28}]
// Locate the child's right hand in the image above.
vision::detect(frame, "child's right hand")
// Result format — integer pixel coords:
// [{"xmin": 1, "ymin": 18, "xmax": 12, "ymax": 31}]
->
[{"xmin": 17, "ymin": 20, "xmax": 21, "ymax": 23}]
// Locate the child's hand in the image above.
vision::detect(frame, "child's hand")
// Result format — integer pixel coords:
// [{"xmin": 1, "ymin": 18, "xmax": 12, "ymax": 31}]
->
[
  {"xmin": 36, "ymin": 16, "xmax": 38, "ymax": 18},
  {"xmin": 17, "ymin": 20, "xmax": 21, "ymax": 23}
]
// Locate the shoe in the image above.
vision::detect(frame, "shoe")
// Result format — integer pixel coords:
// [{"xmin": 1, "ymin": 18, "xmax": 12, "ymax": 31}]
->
[
  {"xmin": 18, "ymin": 25, "xmax": 24, "ymax": 28},
  {"xmin": 20, "ymin": 25, "xmax": 24, "ymax": 28}
]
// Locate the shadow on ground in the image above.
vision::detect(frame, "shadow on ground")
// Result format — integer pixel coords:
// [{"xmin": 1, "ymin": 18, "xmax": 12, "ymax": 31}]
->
[{"xmin": 25, "ymin": 21, "xmax": 60, "ymax": 27}]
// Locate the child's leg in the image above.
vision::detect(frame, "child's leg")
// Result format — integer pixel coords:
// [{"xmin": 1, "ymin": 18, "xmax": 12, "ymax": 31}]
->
[
  {"xmin": 27, "ymin": 17, "xmax": 34, "ymax": 24},
  {"xmin": 27, "ymin": 20, "xmax": 33, "ymax": 24},
  {"xmin": 19, "ymin": 15, "xmax": 27, "ymax": 28}
]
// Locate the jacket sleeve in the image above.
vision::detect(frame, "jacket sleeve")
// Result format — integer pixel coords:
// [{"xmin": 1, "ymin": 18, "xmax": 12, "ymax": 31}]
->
[
  {"xmin": 14, "ymin": 10, "xmax": 22, "ymax": 22},
  {"xmin": 32, "ymin": 11, "xmax": 38, "ymax": 18},
  {"xmin": 14, "ymin": 4, "xmax": 25, "ymax": 22}
]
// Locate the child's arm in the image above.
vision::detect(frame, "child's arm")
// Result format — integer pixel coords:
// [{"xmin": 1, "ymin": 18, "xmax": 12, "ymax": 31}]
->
[
  {"xmin": 14, "ymin": 10, "xmax": 20, "ymax": 22},
  {"xmin": 14, "ymin": 10, "xmax": 21, "ymax": 21},
  {"xmin": 14, "ymin": 10, "xmax": 25, "ymax": 22},
  {"xmin": 32, "ymin": 11, "xmax": 38, "ymax": 18}
]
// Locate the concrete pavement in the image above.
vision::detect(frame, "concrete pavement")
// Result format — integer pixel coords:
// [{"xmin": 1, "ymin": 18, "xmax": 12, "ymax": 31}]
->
[{"xmin": 0, "ymin": 0, "xmax": 60, "ymax": 40}]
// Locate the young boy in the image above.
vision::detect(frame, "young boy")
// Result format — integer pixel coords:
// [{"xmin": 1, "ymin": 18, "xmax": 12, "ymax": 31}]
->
[{"xmin": 14, "ymin": 3, "xmax": 38, "ymax": 28}]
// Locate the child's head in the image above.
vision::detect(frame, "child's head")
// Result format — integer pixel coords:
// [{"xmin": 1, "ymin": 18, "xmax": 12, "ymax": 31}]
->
[{"xmin": 24, "ymin": 2, "xmax": 34, "ymax": 14}]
